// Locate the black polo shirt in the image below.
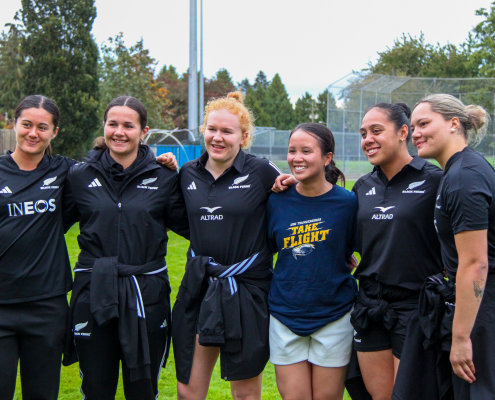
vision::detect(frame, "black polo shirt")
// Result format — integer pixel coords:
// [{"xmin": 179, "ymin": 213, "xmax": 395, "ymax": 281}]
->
[
  {"xmin": 435, "ymin": 147, "xmax": 495, "ymax": 281},
  {"xmin": 179, "ymin": 151, "xmax": 281, "ymax": 264},
  {"xmin": 352, "ymin": 157, "xmax": 444, "ymax": 291},
  {"xmin": 0, "ymin": 153, "xmax": 75, "ymax": 303}
]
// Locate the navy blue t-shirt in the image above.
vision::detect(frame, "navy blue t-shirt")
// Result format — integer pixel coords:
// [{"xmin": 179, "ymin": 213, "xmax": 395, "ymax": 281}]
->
[{"xmin": 267, "ymin": 184, "xmax": 359, "ymax": 336}]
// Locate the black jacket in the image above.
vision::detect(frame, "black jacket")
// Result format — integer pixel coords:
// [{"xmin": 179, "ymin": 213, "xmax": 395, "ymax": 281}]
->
[
  {"xmin": 62, "ymin": 146, "xmax": 189, "ymax": 381},
  {"xmin": 172, "ymin": 248, "xmax": 273, "ymax": 383},
  {"xmin": 393, "ymin": 274, "xmax": 455, "ymax": 400}
]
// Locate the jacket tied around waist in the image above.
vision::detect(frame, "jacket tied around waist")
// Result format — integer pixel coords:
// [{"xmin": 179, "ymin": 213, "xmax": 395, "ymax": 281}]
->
[
  {"xmin": 172, "ymin": 248, "xmax": 273, "ymax": 384},
  {"xmin": 63, "ymin": 253, "xmax": 167, "ymax": 382}
]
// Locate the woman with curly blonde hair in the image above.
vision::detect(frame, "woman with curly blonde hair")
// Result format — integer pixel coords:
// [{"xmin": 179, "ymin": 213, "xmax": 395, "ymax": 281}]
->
[{"xmin": 172, "ymin": 92, "xmax": 282, "ymax": 400}]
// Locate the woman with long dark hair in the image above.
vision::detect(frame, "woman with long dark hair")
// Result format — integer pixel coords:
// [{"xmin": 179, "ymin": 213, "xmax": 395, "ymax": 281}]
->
[
  {"xmin": 275, "ymin": 103, "xmax": 444, "ymax": 400},
  {"xmin": 267, "ymin": 123, "xmax": 357, "ymax": 400}
]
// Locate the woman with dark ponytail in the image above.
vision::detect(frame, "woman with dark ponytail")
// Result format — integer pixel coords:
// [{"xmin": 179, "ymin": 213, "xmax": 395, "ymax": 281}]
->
[
  {"xmin": 266, "ymin": 123, "xmax": 358, "ymax": 399},
  {"xmin": 274, "ymin": 103, "xmax": 445, "ymax": 399}
]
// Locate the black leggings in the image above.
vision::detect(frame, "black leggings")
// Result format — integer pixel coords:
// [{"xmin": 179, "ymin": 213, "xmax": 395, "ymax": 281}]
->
[
  {"xmin": 0, "ymin": 295, "xmax": 68, "ymax": 400},
  {"xmin": 75, "ymin": 299, "xmax": 170, "ymax": 400}
]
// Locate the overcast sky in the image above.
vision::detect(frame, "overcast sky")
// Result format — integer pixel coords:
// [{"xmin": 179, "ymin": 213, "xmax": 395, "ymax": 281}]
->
[{"xmin": 1, "ymin": 0, "xmax": 493, "ymax": 102}]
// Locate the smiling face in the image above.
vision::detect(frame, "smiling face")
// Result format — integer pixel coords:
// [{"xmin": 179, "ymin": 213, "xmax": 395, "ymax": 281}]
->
[
  {"xmin": 287, "ymin": 130, "xmax": 332, "ymax": 184},
  {"xmin": 14, "ymin": 108, "xmax": 58, "ymax": 157},
  {"xmin": 360, "ymin": 108, "xmax": 407, "ymax": 167},
  {"xmin": 411, "ymin": 102, "xmax": 459, "ymax": 160},
  {"xmin": 204, "ymin": 108, "xmax": 247, "ymax": 165},
  {"xmin": 104, "ymin": 106, "xmax": 148, "ymax": 164}
]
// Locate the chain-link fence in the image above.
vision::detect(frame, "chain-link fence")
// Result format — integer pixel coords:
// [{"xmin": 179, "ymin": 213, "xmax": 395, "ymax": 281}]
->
[
  {"xmin": 246, "ymin": 76, "xmax": 495, "ymax": 180},
  {"xmin": 327, "ymin": 74, "xmax": 495, "ymax": 179}
]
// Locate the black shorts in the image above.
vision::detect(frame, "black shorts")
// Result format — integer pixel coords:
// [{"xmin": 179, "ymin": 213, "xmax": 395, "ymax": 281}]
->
[{"xmin": 352, "ymin": 280, "xmax": 418, "ymax": 359}]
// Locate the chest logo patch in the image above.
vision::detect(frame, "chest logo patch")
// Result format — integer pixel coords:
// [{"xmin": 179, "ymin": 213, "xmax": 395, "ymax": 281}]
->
[
  {"xmin": 402, "ymin": 180, "xmax": 426, "ymax": 194},
  {"xmin": 41, "ymin": 176, "xmax": 59, "ymax": 189},
  {"xmin": 200, "ymin": 206, "xmax": 223, "ymax": 220},
  {"xmin": 0, "ymin": 186, "xmax": 12, "ymax": 194},
  {"xmin": 366, "ymin": 187, "xmax": 376, "ymax": 195},
  {"xmin": 137, "ymin": 177, "xmax": 158, "ymax": 190},
  {"xmin": 187, "ymin": 181, "xmax": 197, "ymax": 190},
  {"xmin": 372, "ymin": 206, "xmax": 395, "ymax": 220},
  {"xmin": 292, "ymin": 244, "xmax": 315, "ymax": 259},
  {"xmin": 229, "ymin": 174, "xmax": 251, "ymax": 189},
  {"xmin": 88, "ymin": 178, "xmax": 103, "ymax": 188}
]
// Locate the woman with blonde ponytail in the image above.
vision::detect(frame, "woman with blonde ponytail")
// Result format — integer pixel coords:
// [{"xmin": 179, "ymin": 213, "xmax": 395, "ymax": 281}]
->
[
  {"xmin": 172, "ymin": 92, "xmax": 282, "ymax": 400},
  {"xmin": 411, "ymin": 94, "xmax": 495, "ymax": 399}
]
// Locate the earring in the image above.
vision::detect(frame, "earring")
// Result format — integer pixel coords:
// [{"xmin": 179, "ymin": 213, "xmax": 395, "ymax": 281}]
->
[{"xmin": 451, "ymin": 129, "xmax": 455, "ymax": 132}]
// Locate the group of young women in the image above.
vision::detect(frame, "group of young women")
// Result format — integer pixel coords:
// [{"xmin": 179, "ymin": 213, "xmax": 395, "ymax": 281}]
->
[{"xmin": 0, "ymin": 88, "xmax": 493, "ymax": 400}]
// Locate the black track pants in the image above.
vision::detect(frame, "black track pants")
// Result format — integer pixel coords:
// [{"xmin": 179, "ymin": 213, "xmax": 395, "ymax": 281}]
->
[
  {"xmin": 75, "ymin": 300, "xmax": 169, "ymax": 400},
  {"xmin": 0, "ymin": 295, "xmax": 68, "ymax": 400}
]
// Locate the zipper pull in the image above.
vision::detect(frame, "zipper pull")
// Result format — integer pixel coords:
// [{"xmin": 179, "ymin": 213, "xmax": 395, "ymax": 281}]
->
[{"xmin": 118, "ymin": 203, "xmax": 122, "ymax": 210}]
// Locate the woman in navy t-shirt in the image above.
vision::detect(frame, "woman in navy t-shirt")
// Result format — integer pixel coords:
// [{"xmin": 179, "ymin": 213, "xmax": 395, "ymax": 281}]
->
[
  {"xmin": 267, "ymin": 123, "xmax": 358, "ymax": 400},
  {"xmin": 411, "ymin": 94, "xmax": 495, "ymax": 399}
]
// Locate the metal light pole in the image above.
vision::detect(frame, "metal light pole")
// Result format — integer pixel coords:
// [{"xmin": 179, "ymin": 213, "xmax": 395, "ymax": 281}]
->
[
  {"xmin": 199, "ymin": 0, "xmax": 204, "ymax": 127},
  {"xmin": 188, "ymin": 0, "xmax": 198, "ymax": 132}
]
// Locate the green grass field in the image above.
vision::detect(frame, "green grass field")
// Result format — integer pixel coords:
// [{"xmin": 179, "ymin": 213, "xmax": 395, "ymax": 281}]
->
[{"xmin": 14, "ymin": 182, "xmax": 356, "ymax": 399}]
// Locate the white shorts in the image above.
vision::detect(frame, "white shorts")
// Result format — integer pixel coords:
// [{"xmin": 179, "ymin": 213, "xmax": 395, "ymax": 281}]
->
[{"xmin": 269, "ymin": 311, "xmax": 353, "ymax": 368}]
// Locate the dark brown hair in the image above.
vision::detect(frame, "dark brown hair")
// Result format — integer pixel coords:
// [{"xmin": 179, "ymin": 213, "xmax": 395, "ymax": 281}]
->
[
  {"xmin": 289, "ymin": 123, "xmax": 345, "ymax": 186},
  {"xmin": 94, "ymin": 96, "xmax": 148, "ymax": 150},
  {"xmin": 14, "ymin": 95, "xmax": 60, "ymax": 155}
]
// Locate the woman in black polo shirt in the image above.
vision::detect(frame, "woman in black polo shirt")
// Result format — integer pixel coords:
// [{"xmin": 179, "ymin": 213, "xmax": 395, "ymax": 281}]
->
[
  {"xmin": 275, "ymin": 102, "xmax": 444, "ymax": 399},
  {"xmin": 172, "ymin": 92, "xmax": 281, "ymax": 400},
  {"xmin": 0, "ymin": 95, "xmax": 75, "ymax": 400},
  {"xmin": 411, "ymin": 94, "xmax": 495, "ymax": 399}
]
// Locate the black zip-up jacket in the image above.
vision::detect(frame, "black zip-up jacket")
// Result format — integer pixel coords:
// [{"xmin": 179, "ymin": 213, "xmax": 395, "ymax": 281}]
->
[{"xmin": 62, "ymin": 146, "xmax": 189, "ymax": 380}]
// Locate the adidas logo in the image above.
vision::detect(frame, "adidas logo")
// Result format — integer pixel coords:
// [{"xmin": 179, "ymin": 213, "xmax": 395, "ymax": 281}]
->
[
  {"xmin": 160, "ymin": 320, "xmax": 167, "ymax": 328},
  {"xmin": 366, "ymin": 187, "xmax": 376, "ymax": 196},
  {"xmin": 0, "ymin": 186, "xmax": 12, "ymax": 194},
  {"xmin": 88, "ymin": 178, "xmax": 102, "ymax": 188},
  {"xmin": 187, "ymin": 181, "xmax": 197, "ymax": 190}
]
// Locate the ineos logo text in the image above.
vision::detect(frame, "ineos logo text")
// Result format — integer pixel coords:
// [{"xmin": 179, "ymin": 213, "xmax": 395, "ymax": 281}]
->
[{"xmin": 7, "ymin": 199, "xmax": 56, "ymax": 217}]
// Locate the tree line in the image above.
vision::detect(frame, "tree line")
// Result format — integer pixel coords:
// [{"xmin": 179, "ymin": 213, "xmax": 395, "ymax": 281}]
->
[
  {"xmin": 0, "ymin": 0, "xmax": 332, "ymax": 158},
  {"xmin": 2, "ymin": 1, "xmax": 495, "ymax": 158}
]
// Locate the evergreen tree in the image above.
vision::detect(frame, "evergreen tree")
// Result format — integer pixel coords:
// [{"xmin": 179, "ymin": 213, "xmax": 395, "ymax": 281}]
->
[
  {"xmin": 294, "ymin": 92, "xmax": 314, "ymax": 124},
  {"xmin": 244, "ymin": 71, "xmax": 272, "ymax": 127},
  {"xmin": 237, "ymin": 78, "xmax": 251, "ymax": 93},
  {"xmin": 317, "ymin": 88, "xmax": 338, "ymax": 126},
  {"xmin": 265, "ymin": 73, "xmax": 295, "ymax": 129},
  {"xmin": 0, "ymin": 19, "xmax": 26, "ymax": 116},
  {"xmin": 99, "ymin": 33, "xmax": 171, "ymax": 130},
  {"xmin": 21, "ymin": 0, "xmax": 100, "ymax": 159}
]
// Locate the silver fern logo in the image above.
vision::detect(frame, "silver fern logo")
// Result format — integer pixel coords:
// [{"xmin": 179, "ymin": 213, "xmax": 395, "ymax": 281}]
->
[
  {"xmin": 229, "ymin": 174, "xmax": 251, "ymax": 190},
  {"xmin": 75, "ymin": 321, "xmax": 88, "ymax": 332},
  {"xmin": 137, "ymin": 177, "xmax": 158, "ymax": 190},
  {"xmin": 41, "ymin": 176, "xmax": 59, "ymax": 189},
  {"xmin": 403, "ymin": 180, "xmax": 426, "ymax": 194}
]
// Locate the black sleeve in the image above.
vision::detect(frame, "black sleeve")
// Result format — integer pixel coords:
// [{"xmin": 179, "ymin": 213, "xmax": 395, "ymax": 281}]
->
[
  {"xmin": 265, "ymin": 196, "xmax": 278, "ymax": 254},
  {"xmin": 163, "ymin": 169, "xmax": 190, "ymax": 240},
  {"xmin": 257, "ymin": 158, "xmax": 282, "ymax": 198},
  {"xmin": 348, "ymin": 192, "xmax": 359, "ymax": 258},
  {"xmin": 446, "ymin": 168, "xmax": 492, "ymax": 234},
  {"xmin": 350, "ymin": 182, "xmax": 361, "ymax": 254},
  {"xmin": 62, "ymin": 167, "xmax": 81, "ymax": 233}
]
